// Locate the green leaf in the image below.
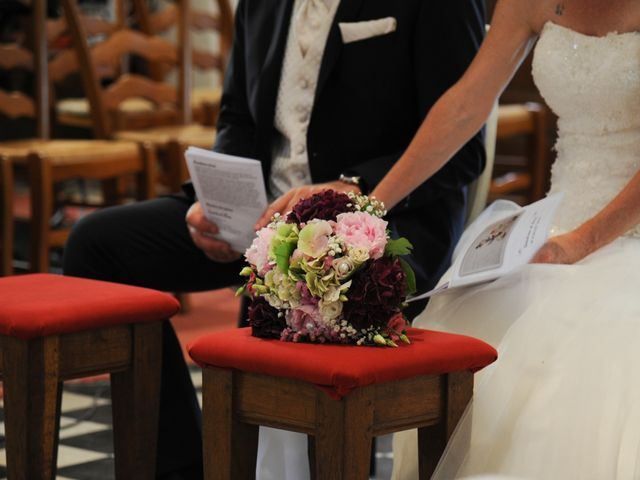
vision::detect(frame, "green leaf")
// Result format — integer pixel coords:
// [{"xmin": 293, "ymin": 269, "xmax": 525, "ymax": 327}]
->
[
  {"xmin": 274, "ymin": 241, "xmax": 296, "ymax": 273},
  {"xmin": 239, "ymin": 266, "xmax": 254, "ymax": 276},
  {"xmin": 398, "ymin": 257, "xmax": 417, "ymax": 295},
  {"xmin": 385, "ymin": 237, "xmax": 413, "ymax": 257}
]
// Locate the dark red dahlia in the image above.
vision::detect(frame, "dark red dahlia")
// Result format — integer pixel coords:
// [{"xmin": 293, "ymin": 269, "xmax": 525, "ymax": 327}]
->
[
  {"xmin": 286, "ymin": 190, "xmax": 353, "ymax": 224},
  {"xmin": 342, "ymin": 257, "xmax": 407, "ymax": 330},
  {"xmin": 248, "ymin": 297, "xmax": 286, "ymax": 339}
]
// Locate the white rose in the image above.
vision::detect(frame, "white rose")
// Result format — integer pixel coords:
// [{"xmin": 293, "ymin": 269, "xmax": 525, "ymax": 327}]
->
[
  {"xmin": 319, "ymin": 300, "xmax": 343, "ymax": 321},
  {"xmin": 332, "ymin": 257, "xmax": 355, "ymax": 280},
  {"xmin": 348, "ymin": 247, "xmax": 370, "ymax": 265}
]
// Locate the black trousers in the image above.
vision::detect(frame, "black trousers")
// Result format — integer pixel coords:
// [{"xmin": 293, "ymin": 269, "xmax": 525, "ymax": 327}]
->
[{"xmin": 63, "ymin": 195, "xmax": 244, "ymax": 478}]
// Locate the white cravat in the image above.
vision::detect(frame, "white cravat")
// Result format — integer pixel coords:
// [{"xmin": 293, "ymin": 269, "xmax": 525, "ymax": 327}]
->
[{"xmin": 295, "ymin": 0, "xmax": 332, "ymax": 56}]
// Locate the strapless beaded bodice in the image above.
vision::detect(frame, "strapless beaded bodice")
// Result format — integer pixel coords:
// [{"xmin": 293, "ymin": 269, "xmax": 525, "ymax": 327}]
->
[{"xmin": 532, "ymin": 22, "xmax": 640, "ymax": 237}]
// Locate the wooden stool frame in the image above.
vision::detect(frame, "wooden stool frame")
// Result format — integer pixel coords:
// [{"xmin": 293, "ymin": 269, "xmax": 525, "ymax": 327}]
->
[
  {"xmin": 202, "ymin": 367, "xmax": 473, "ymax": 480},
  {"xmin": 0, "ymin": 321, "xmax": 163, "ymax": 480}
]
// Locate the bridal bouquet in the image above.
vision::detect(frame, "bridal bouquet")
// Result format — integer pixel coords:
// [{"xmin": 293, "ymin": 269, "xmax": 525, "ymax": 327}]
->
[{"xmin": 238, "ymin": 190, "xmax": 416, "ymax": 347}]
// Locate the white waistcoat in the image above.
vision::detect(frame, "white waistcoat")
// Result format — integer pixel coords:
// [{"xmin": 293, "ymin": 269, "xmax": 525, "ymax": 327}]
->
[{"xmin": 269, "ymin": 0, "xmax": 339, "ymax": 198}]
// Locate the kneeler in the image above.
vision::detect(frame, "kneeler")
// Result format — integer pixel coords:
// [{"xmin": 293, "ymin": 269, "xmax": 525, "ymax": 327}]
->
[
  {"xmin": 189, "ymin": 327, "xmax": 497, "ymax": 480},
  {"xmin": 0, "ymin": 274, "xmax": 180, "ymax": 479}
]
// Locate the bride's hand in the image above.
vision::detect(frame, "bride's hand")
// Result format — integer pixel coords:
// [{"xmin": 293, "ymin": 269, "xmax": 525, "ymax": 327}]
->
[{"xmin": 530, "ymin": 231, "xmax": 591, "ymax": 265}]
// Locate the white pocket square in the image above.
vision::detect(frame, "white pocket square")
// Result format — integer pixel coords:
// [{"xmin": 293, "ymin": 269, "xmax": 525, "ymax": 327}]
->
[{"xmin": 338, "ymin": 17, "xmax": 397, "ymax": 44}]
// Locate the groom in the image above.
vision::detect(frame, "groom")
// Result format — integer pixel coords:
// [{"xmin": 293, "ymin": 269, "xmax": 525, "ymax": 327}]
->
[
  {"xmin": 63, "ymin": 0, "xmax": 486, "ymax": 477},
  {"xmin": 198, "ymin": 0, "xmax": 487, "ymax": 311}
]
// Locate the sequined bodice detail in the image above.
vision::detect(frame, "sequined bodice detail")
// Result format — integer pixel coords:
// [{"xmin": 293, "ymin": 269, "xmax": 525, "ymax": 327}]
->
[{"xmin": 532, "ymin": 22, "xmax": 640, "ymax": 237}]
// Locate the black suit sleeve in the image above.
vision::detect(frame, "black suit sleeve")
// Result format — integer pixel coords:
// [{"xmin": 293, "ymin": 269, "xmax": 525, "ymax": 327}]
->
[
  {"xmin": 212, "ymin": 0, "xmax": 258, "ymax": 158},
  {"xmin": 346, "ymin": 0, "xmax": 486, "ymax": 209}
]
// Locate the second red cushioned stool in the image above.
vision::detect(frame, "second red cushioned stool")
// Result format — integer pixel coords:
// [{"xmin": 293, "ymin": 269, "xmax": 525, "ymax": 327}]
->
[
  {"xmin": 189, "ymin": 327, "xmax": 497, "ymax": 480},
  {"xmin": 0, "ymin": 273, "xmax": 180, "ymax": 480}
]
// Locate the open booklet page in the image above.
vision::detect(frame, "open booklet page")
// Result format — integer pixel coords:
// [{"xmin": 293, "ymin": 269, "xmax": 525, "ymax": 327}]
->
[
  {"xmin": 409, "ymin": 192, "xmax": 564, "ymax": 300},
  {"xmin": 185, "ymin": 147, "xmax": 268, "ymax": 252}
]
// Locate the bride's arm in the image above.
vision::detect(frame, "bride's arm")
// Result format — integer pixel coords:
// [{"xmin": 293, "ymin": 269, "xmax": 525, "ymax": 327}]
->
[
  {"xmin": 532, "ymin": 170, "xmax": 640, "ymax": 263},
  {"xmin": 370, "ymin": 0, "xmax": 538, "ymax": 209}
]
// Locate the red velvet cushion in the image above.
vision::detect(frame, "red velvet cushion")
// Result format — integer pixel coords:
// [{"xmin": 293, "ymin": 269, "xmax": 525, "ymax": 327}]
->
[
  {"xmin": 0, "ymin": 274, "xmax": 180, "ymax": 340},
  {"xmin": 189, "ymin": 327, "xmax": 497, "ymax": 399}
]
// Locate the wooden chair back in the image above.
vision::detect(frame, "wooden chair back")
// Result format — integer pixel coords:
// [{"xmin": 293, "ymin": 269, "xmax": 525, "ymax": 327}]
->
[
  {"xmin": 133, "ymin": 0, "xmax": 234, "ymax": 126},
  {"xmin": 48, "ymin": 13, "xmax": 121, "ymax": 87},
  {"xmin": 135, "ymin": 0, "xmax": 233, "ymax": 78},
  {"xmin": 59, "ymin": 0, "xmax": 189, "ymax": 138},
  {"xmin": 0, "ymin": 0, "xmax": 49, "ymax": 140}
]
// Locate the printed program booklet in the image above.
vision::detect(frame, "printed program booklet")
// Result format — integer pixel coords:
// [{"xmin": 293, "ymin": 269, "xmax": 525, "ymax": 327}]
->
[
  {"xmin": 185, "ymin": 146, "xmax": 268, "ymax": 252},
  {"xmin": 408, "ymin": 192, "xmax": 564, "ymax": 301}
]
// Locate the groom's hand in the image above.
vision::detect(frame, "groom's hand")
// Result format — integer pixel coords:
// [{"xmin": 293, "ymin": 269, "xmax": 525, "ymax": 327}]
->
[
  {"xmin": 255, "ymin": 181, "xmax": 361, "ymax": 230},
  {"xmin": 186, "ymin": 201, "xmax": 242, "ymax": 263}
]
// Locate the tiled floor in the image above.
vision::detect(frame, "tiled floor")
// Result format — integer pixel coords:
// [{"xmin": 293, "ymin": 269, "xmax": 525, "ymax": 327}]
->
[{"xmin": 0, "ymin": 368, "xmax": 394, "ymax": 479}]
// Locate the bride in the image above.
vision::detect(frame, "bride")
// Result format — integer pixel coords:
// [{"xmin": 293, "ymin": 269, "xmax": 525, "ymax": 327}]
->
[
  {"xmin": 259, "ymin": 0, "xmax": 640, "ymax": 477},
  {"xmin": 371, "ymin": 0, "xmax": 640, "ymax": 478}
]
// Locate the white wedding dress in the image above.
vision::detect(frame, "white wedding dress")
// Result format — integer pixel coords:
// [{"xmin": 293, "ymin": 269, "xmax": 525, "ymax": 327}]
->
[{"xmin": 392, "ymin": 21, "xmax": 640, "ymax": 479}]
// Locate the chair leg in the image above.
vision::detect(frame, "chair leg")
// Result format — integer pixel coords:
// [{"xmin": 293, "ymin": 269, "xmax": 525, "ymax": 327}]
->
[
  {"xmin": 2, "ymin": 336, "xmax": 62, "ymax": 480},
  {"xmin": 202, "ymin": 368, "xmax": 259, "ymax": 480},
  {"xmin": 418, "ymin": 371, "xmax": 474, "ymax": 479},
  {"xmin": 202, "ymin": 101, "xmax": 220, "ymax": 127},
  {"xmin": 102, "ymin": 178, "xmax": 121, "ymax": 205},
  {"xmin": 313, "ymin": 387, "xmax": 374, "ymax": 480},
  {"xmin": 28, "ymin": 153, "xmax": 53, "ymax": 273},
  {"xmin": 137, "ymin": 142, "xmax": 158, "ymax": 200},
  {"xmin": 166, "ymin": 140, "xmax": 189, "ymax": 194},
  {"xmin": 0, "ymin": 155, "xmax": 13, "ymax": 276},
  {"xmin": 110, "ymin": 322, "xmax": 163, "ymax": 479}
]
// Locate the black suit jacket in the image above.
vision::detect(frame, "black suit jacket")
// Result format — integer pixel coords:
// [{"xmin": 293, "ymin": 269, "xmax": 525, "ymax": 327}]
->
[{"xmin": 213, "ymin": 0, "xmax": 486, "ymax": 314}]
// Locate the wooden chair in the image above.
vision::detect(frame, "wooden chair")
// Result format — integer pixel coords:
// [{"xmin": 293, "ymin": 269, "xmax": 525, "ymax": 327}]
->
[
  {"xmin": 189, "ymin": 327, "xmax": 497, "ymax": 479},
  {"xmin": 0, "ymin": 273, "xmax": 180, "ymax": 479},
  {"xmin": 0, "ymin": 1, "xmax": 156, "ymax": 273},
  {"xmin": 489, "ymin": 103, "xmax": 550, "ymax": 204},
  {"xmin": 133, "ymin": 0, "xmax": 234, "ymax": 127},
  {"xmin": 60, "ymin": 0, "xmax": 219, "ymax": 194}
]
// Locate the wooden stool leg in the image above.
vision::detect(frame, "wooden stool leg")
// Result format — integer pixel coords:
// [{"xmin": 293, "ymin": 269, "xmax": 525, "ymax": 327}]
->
[
  {"xmin": 417, "ymin": 423, "xmax": 445, "ymax": 477},
  {"xmin": 313, "ymin": 388, "xmax": 374, "ymax": 480},
  {"xmin": 2, "ymin": 336, "xmax": 62, "ymax": 480},
  {"xmin": 418, "ymin": 371, "xmax": 473, "ymax": 479},
  {"xmin": 111, "ymin": 322, "xmax": 163, "ymax": 479},
  {"xmin": 203, "ymin": 368, "xmax": 258, "ymax": 480}
]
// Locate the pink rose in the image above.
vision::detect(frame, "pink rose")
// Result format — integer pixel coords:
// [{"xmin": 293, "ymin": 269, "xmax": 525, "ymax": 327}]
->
[
  {"xmin": 335, "ymin": 212, "xmax": 388, "ymax": 259},
  {"xmin": 244, "ymin": 227, "xmax": 276, "ymax": 276}
]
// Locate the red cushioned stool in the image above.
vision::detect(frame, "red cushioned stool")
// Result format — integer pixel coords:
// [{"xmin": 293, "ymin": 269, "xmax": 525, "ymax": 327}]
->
[
  {"xmin": 189, "ymin": 327, "xmax": 497, "ymax": 480},
  {"xmin": 0, "ymin": 274, "xmax": 180, "ymax": 479}
]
